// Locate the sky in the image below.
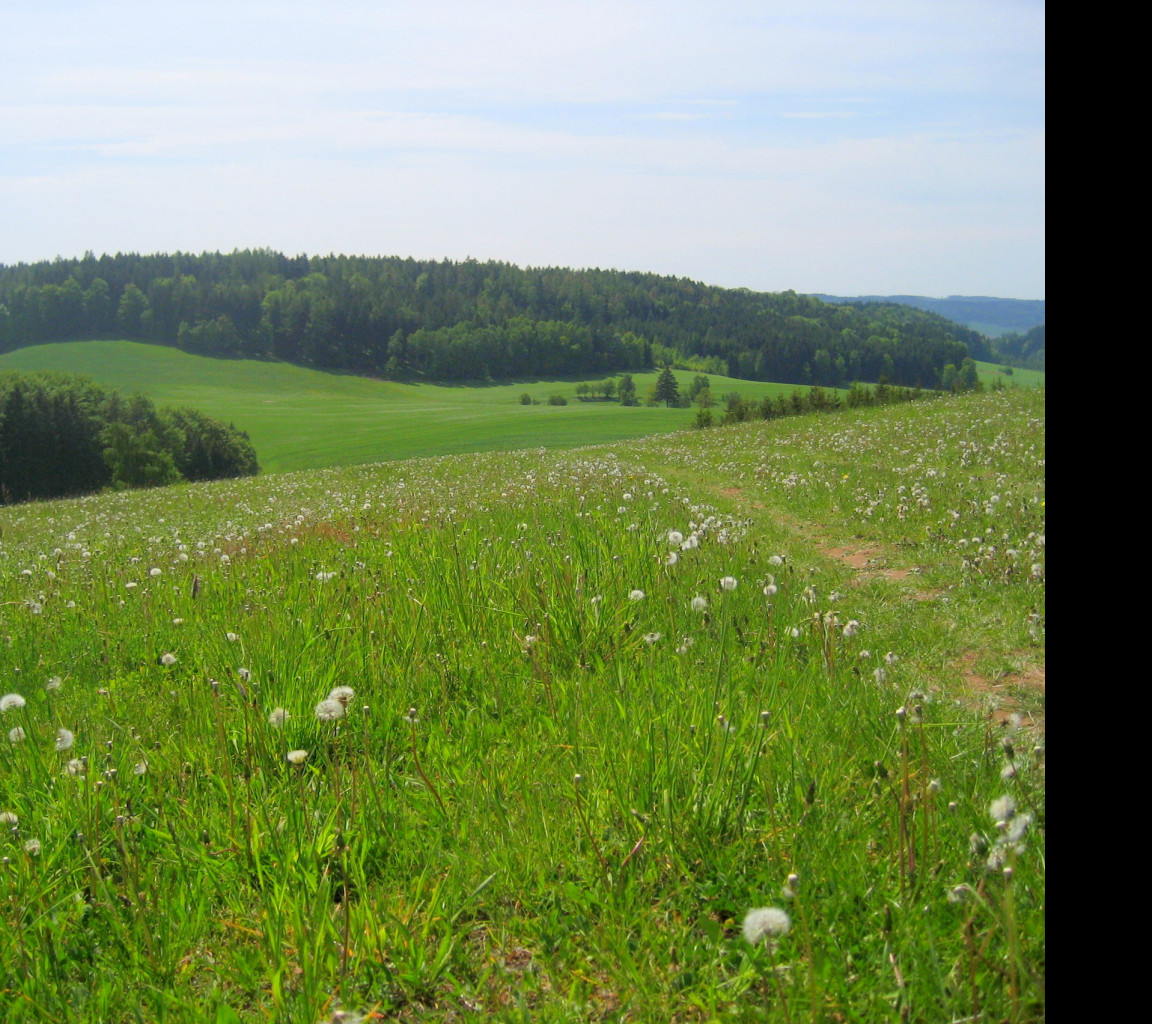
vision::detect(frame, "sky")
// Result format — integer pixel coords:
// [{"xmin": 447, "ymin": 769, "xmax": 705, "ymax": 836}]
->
[{"xmin": 0, "ymin": 1, "xmax": 1044, "ymax": 298}]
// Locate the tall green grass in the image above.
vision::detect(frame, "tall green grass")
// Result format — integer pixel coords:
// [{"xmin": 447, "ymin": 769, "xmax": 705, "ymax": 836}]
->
[{"xmin": 0, "ymin": 388, "xmax": 1044, "ymax": 1022}]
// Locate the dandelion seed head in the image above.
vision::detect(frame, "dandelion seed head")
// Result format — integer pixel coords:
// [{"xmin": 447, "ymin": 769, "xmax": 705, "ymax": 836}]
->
[
  {"xmin": 643, "ymin": 632, "xmax": 662, "ymax": 644},
  {"xmin": 742, "ymin": 906, "xmax": 791, "ymax": 944},
  {"xmin": 23, "ymin": 838, "xmax": 40, "ymax": 856},
  {"xmin": 720, "ymin": 575, "xmax": 738, "ymax": 591},
  {"xmin": 55, "ymin": 728, "xmax": 75, "ymax": 751},
  {"xmin": 46, "ymin": 676, "xmax": 63, "ymax": 692},
  {"xmin": 629, "ymin": 589, "xmax": 645, "ymax": 601},
  {"xmin": 989, "ymin": 795, "xmax": 1016, "ymax": 824},
  {"xmin": 0, "ymin": 694, "xmax": 26, "ymax": 713},
  {"xmin": 668, "ymin": 530, "xmax": 684, "ymax": 546},
  {"xmin": 286, "ymin": 749, "xmax": 308, "ymax": 765},
  {"xmin": 691, "ymin": 595, "xmax": 708, "ymax": 613},
  {"xmin": 315, "ymin": 699, "xmax": 345, "ymax": 722},
  {"xmin": 768, "ymin": 555, "xmax": 784, "ymax": 567},
  {"xmin": 225, "ymin": 632, "xmax": 239, "ymax": 642},
  {"xmin": 160, "ymin": 653, "xmax": 177, "ymax": 667},
  {"xmin": 0, "ymin": 812, "xmax": 17, "ymax": 826},
  {"xmin": 328, "ymin": 686, "xmax": 355, "ymax": 706},
  {"xmin": 268, "ymin": 707, "xmax": 290, "ymax": 728}
]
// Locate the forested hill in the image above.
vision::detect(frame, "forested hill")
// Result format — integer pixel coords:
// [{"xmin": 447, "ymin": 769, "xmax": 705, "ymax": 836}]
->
[{"xmin": 0, "ymin": 251, "xmax": 983, "ymax": 389}]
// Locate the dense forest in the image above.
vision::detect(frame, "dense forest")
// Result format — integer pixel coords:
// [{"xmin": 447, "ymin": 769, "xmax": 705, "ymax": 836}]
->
[
  {"xmin": 0, "ymin": 251, "xmax": 983, "ymax": 389},
  {"xmin": 0, "ymin": 371, "xmax": 259, "ymax": 504}
]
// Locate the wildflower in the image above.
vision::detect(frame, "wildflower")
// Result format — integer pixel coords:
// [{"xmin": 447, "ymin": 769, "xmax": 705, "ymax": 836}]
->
[
  {"xmin": 691, "ymin": 596, "xmax": 708, "ymax": 612},
  {"xmin": 55, "ymin": 728, "xmax": 75, "ymax": 752},
  {"xmin": 8, "ymin": 727, "xmax": 24, "ymax": 743},
  {"xmin": 989, "ymin": 795, "xmax": 1016, "ymax": 824},
  {"xmin": 328, "ymin": 686, "xmax": 355, "ymax": 706},
  {"xmin": 160, "ymin": 653, "xmax": 177, "ymax": 667},
  {"xmin": 720, "ymin": 576, "xmax": 738, "ymax": 591},
  {"xmin": 742, "ymin": 906, "xmax": 791, "ymax": 945},
  {"xmin": 315, "ymin": 699, "xmax": 345, "ymax": 722},
  {"xmin": 286, "ymin": 749, "xmax": 308, "ymax": 765},
  {"xmin": 629, "ymin": 589, "xmax": 645, "ymax": 601},
  {"xmin": 0, "ymin": 694, "xmax": 26, "ymax": 713},
  {"xmin": 268, "ymin": 707, "xmax": 290, "ymax": 727},
  {"xmin": 1006, "ymin": 813, "xmax": 1033, "ymax": 843}
]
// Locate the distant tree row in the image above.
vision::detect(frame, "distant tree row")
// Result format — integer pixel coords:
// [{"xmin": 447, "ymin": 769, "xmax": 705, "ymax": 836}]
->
[
  {"xmin": 986, "ymin": 324, "xmax": 1044, "ymax": 371},
  {"xmin": 0, "ymin": 371, "xmax": 259, "ymax": 504},
  {"xmin": 0, "ymin": 251, "xmax": 980, "ymax": 389}
]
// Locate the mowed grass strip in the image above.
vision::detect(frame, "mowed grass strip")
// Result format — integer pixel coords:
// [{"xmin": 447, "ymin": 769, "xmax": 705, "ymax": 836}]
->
[{"xmin": 2, "ymin": 340, "xmax": 819, "ymax": 473}]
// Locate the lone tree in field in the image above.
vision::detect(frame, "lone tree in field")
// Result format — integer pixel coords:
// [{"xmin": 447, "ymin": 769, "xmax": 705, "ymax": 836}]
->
[{"xmin": 654, "ymin": 366, "xmax": 681, "ymax": 407}]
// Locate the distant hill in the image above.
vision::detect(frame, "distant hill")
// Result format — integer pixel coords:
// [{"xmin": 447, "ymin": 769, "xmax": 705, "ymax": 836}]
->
[
  {"xmin": 812, "ymin": 294, "xmax": 1045, "ymax": 337},
  {"xmin": 1, "ymin": 250, "xmax": 986, "ymax": 391}
]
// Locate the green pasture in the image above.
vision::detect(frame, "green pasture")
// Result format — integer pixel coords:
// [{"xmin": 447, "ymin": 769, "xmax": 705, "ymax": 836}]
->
[
  {"xmin": 0, "ymin": 388, "xmax": 1045, "ymax": 1022},
  {"xmin": 976, "ymin": 360, "xmax": 1045, "ymax": 388},
  {"xmin": 0, "ymin": 341, "xmax": 806, "ymax": 474}
]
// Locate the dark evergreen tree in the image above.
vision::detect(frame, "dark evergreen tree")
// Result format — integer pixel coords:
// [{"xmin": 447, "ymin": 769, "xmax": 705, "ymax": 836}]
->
[{"xmin": 653, "ymin": 366, "xmax": 680, "ymax": 407}]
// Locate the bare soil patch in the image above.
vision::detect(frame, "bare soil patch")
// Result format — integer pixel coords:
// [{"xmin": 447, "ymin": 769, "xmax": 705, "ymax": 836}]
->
[{"xmin": 958, "ymin": 652, "xmax": 1045, "ymax": 730}]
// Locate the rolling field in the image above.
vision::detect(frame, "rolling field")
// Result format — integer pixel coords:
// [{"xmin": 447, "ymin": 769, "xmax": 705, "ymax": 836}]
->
[
  {"xmin": 0, "ymin": 341, "xmax": 812, "ymax": 474},
  {"xmin": 0, "ymin": 386, "xmax": 1045, "ymax": 1022}
]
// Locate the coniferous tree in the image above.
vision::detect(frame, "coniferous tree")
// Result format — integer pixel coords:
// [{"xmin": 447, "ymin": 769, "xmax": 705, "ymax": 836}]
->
[{"xmin": 653, "ymin": 366, "xmax": 680, "ymax": 407}]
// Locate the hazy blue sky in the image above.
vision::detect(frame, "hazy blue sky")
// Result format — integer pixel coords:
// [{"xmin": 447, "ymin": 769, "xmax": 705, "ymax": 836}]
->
[{"xmin": 1, "ymin": 1, "xmax": 1044, "ymax": 298}]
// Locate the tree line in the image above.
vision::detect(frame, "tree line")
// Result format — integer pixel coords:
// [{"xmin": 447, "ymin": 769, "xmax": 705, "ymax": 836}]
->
[
  {"xmin": 0, "ymin": 371, "xmax": 259, "ymax": 504},
  {"xmin": 0, "ymin": 251, "xmax": 982, "ymax": 389}
]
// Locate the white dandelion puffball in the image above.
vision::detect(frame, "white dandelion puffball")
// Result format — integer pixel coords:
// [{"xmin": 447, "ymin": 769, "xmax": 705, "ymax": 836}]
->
[
  {"xmin": 989, "ymin": 795, "xmax": 1016, "ymax": 823},
  {"xmin": 720, "ymin": 576, "xmax": 738, "ymax": 591},
  {"xmin": 328, "ymin": 686, "xmax": 355, "ymax": 706},
  {"xmin": 0, "ymin": 693, "xmax": 26, "ymax": 713},
  {"xmin": 268, "ymin": 707, "xmax": 290, "ymax": 728},
  {"xmin": 286, "ymin": 749, "xmax": 308, "ymax": 765},
  {"xmin": 691, "ymin": 596, "xmax": 708, "ymax": 613},
  {"xmin": 668, "ymin": 530, "xmax": 684, "ymax": 546},
  {"xmin": 46, "ymin": 676, "xmax": 63, "ymax": 692},
  {"xmin": 315, "ymin": 699, "xmax": 345, "ymax": 722},
  {"xmin": 629, "ymin": 589, "xmax": 645, "ymax": 601},
  {"xmin": 768, "ymin": 555, "xmax": 784, "ymax": 567},
  {"xmin": 23, "ymin": 838, "xmax": 41, "ymax": 856},
  {"xmin": 160, "ymin": 653, "xmax": 177, "ymax": 667},
  {"xmin": 742, "ymin": 907, "xmax": 791, "ymax": 944},
  {"xmin": 8, "ymin": 727, "xmax": 26, "ymax": 743},
  {"xmin": 55, "ymin": 728, "xmax": 75, "ymax": 752}
]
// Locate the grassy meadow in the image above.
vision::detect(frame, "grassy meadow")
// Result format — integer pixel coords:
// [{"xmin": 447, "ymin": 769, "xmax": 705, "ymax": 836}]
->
[
  {"xmin": 0, "ymin": 385, "xmax": 1044, "ymax": 1022},
  {"xmin": 0, "ymin": 341, "xmax": 814, "ymax": 475}
]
